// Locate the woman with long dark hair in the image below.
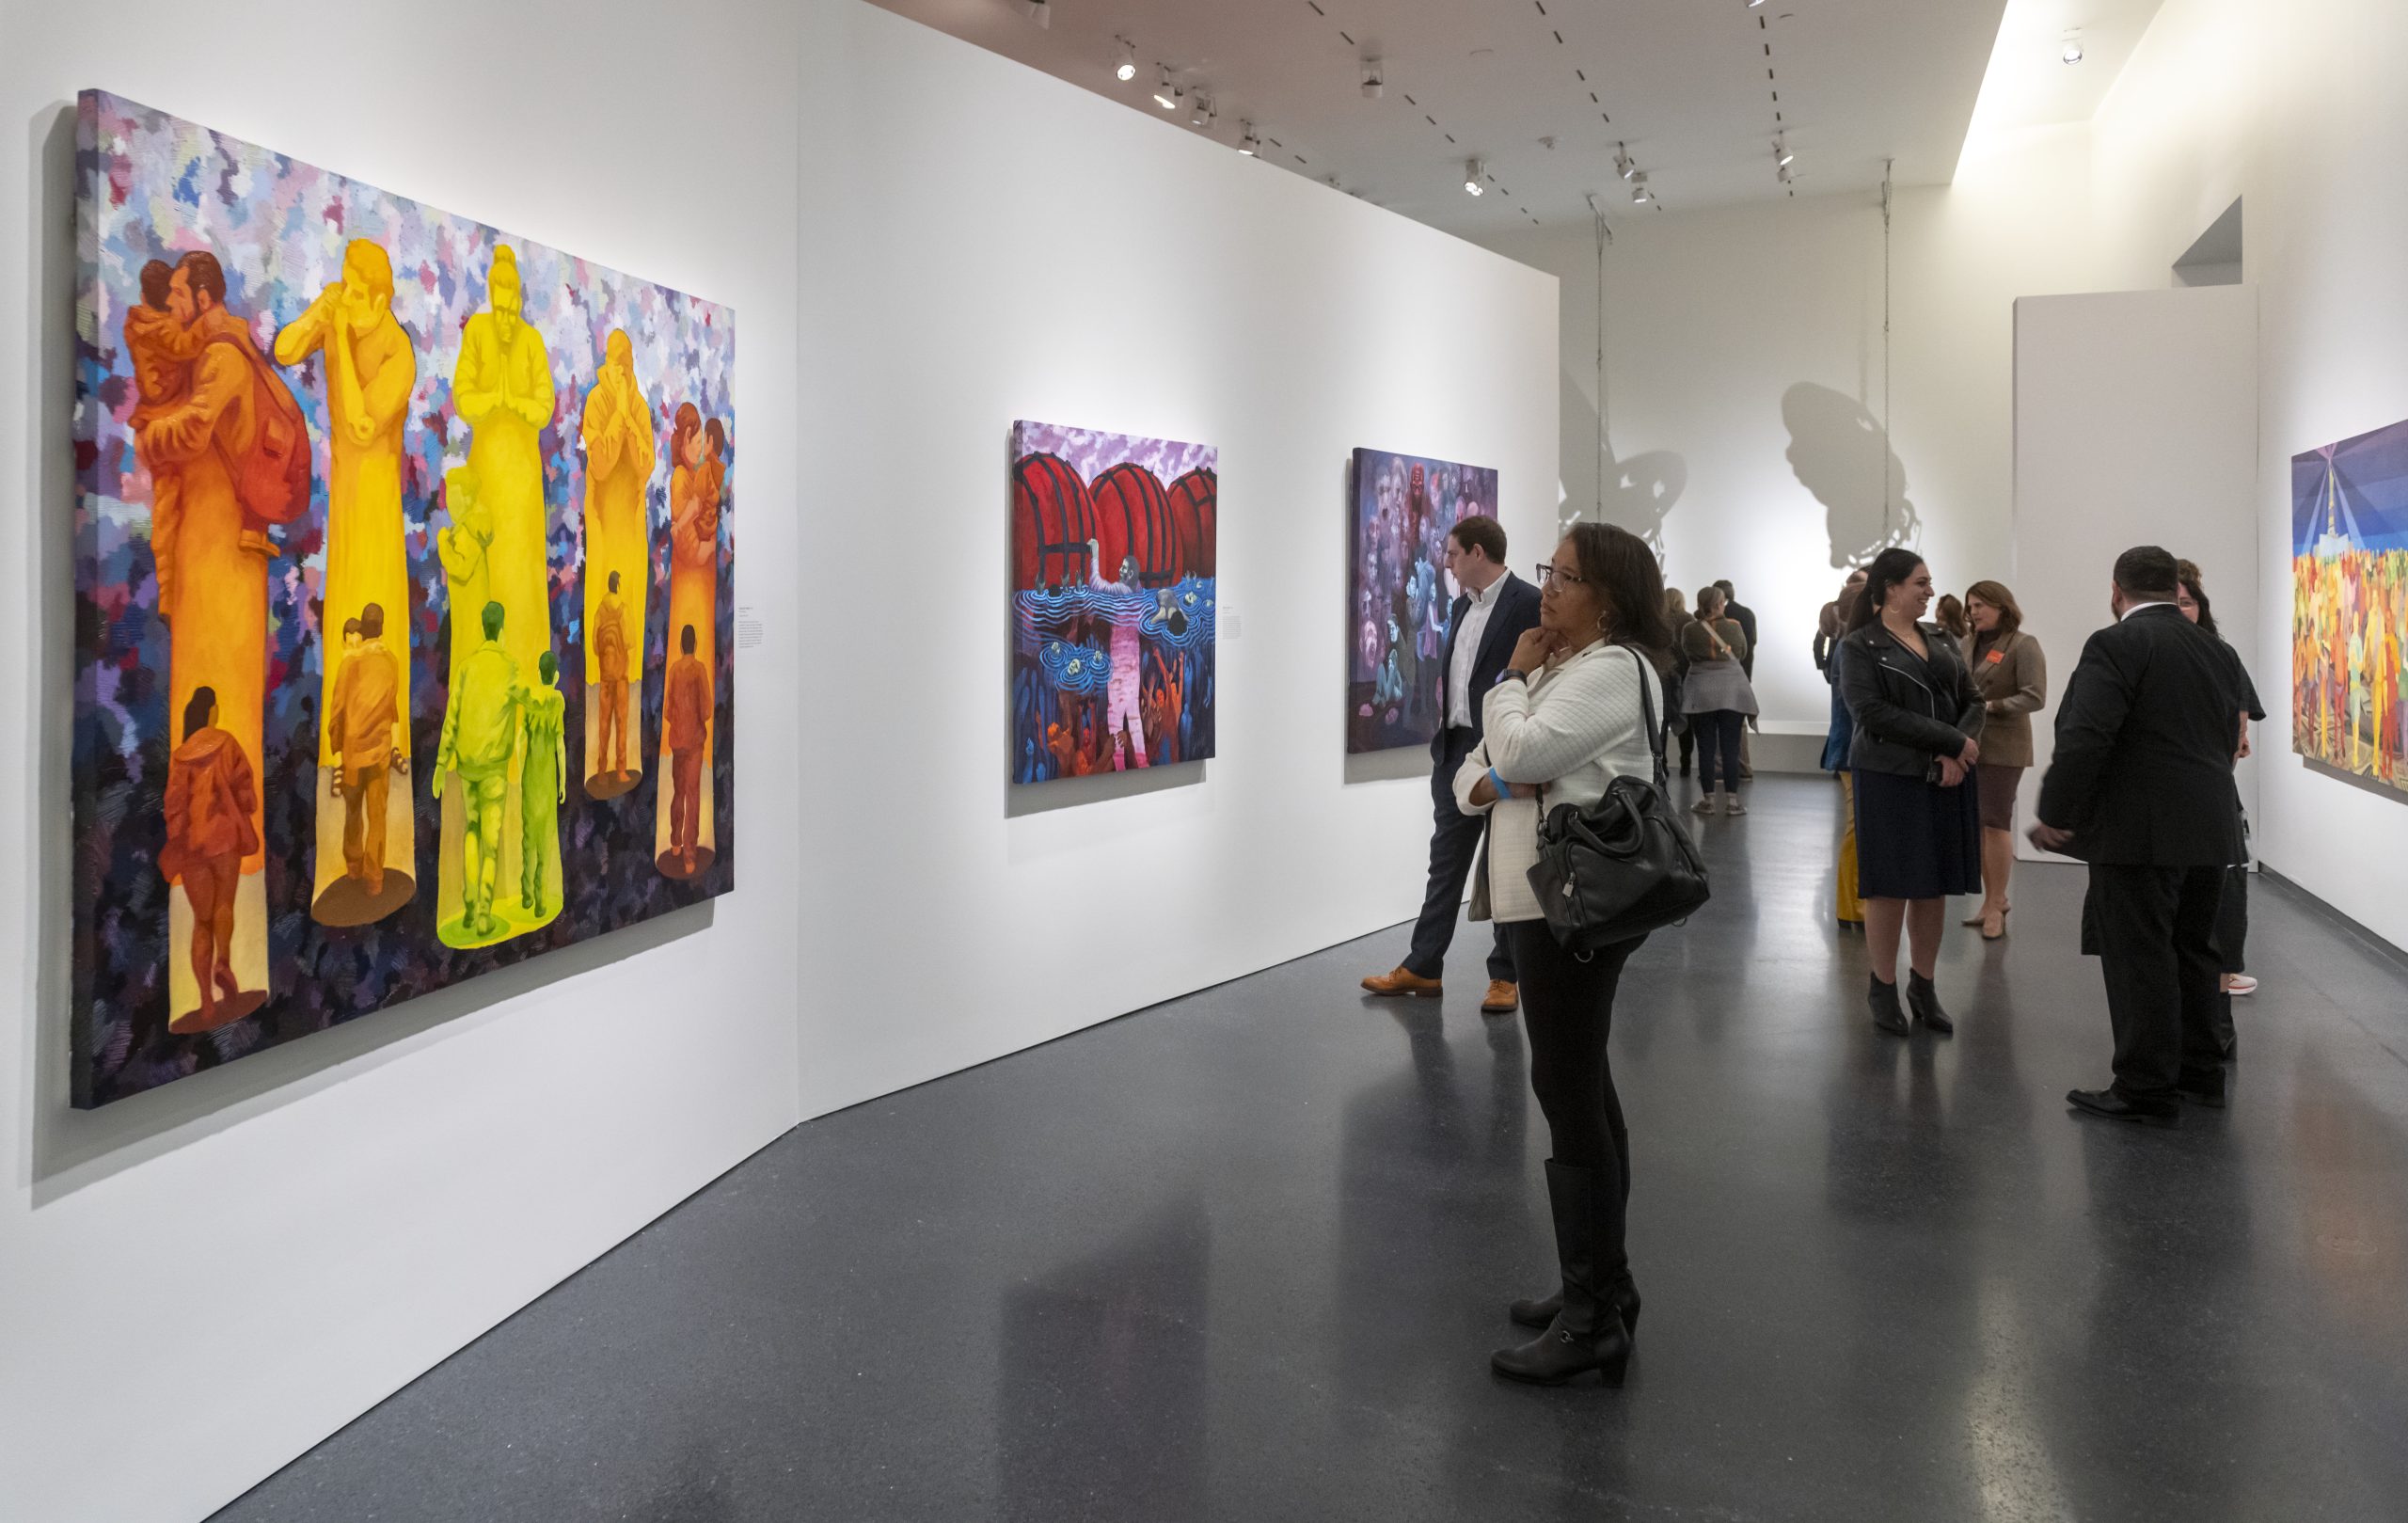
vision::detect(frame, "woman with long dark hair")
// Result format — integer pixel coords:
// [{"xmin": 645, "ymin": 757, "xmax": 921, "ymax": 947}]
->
[
  {"xmin": 1838, "ymin": 548, "xmax": 1985, "ymax": 1035},
  {"xmin": 1454, "ymin": 522, "xmax": 1674, "ymax": 1386}
]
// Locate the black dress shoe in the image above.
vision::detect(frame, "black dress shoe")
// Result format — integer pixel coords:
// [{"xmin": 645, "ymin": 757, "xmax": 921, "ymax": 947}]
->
[
  {"xmin": 1869, "ymin": 975, "xmax": 1909, "ymax": 1036},
  {"xmin": 1907, "ymin": 972, "xmax": 1955, "ymax": 1036},
  {"xmin": 2067, "ymin": 1087, "xmax": 2179, "ymax": 1127},
  {"xmin": 2178, "ymin": 1069, "xmax": 2227, "ymax": 1108}
]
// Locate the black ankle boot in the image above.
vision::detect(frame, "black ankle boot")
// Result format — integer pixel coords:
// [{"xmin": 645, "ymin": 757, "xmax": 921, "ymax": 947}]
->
[
  {"xmin": 1907, "ymin": 972, "xmax": 1955, "ymax": 1035},
  {"xmin": 1869, "ymin": 974, "xmax": 1909, "ymax": 1036},
  {"xmin": 1492, "ymin": 1161, "xmax": 1633, "ymax": 1387}
]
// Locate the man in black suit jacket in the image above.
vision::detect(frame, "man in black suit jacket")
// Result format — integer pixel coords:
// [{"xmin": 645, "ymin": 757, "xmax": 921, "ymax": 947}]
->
[
  {"xmin": 1364, "ymin": 516, "xmax": 1542, "ymax": 1013},
  {"xmin": 2034, "ymin": 546, "xmax": 2251, "ymax": 1126}
]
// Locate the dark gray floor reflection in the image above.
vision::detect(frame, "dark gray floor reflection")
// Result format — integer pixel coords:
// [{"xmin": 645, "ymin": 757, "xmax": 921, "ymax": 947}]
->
[{"xmin": 209, "ymin": 777, "xmax": 2408, "ymax": 1523}]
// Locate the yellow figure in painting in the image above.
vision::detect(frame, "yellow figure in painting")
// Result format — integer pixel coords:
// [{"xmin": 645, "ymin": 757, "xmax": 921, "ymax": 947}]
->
[
  {"xmin": 452, "ymin": 245, "xmax": 555, "ymax": 680},
  {"xmin": 437, "ymin": 467, "xmax": 494, "ymax": 696},
  {"xmin": 520, "ymin": 650, "xmax": 566, "ymax": 919},
  {"xmin": 580, "ymin": 328, "xmax": 654, "ymax": 799},
  {"xmin": 138, "ymin": 250, "xmax": 276, "ymax": 1030},
  {"xmin": 656, "ymin": 406, "xmax": 722, "ymax": 879},
  {"xmin": 277, "ymin": 237, "xmax": 419, "ymax": 926},
  {"xmin": 442, "ymin": 245, "xmax": 561, "ymax": 945}
]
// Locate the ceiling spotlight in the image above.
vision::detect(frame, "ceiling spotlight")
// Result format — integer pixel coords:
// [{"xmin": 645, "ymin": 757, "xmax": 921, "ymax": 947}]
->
[
  {"xmin": 1777, "ymin": 164, "xmax": 1794, "ymax": 185},
  {"xmin": 1017, "ymin": 0, "xmax": 1050, "ymax": 29},
  {"xmin": 1361, "ymin": 59, "xmax": 1385, "ymax": 99},
  {"xmin": 2062, "ymin": 29, "xmax": 2085, "ymax": 63},
  {"xmin": 1115, "ymin": 39, "xmax": 1137, "ymax": 82},
  {"xmin": 1153, "ymin": 68, "xmax": 1180, "ymax": 110},
  {"xmin": 1238, "ymin": 124, "xmax": 1261, "ymax": 156},
  {"xmin": 1465, "ymin": 158, "xmax": 1485, "ymax": 196},
  {"xmin": 1629, "ymin": 171, "xmax": 1651, "ymax": 205},
  {"xmin": 1776, "ymin": 137, "xmax": 1796, "ymax": 167},
  {"xmin": 1749, "ymin": 0, "xmax": 1766, "ymax": 8},
  {"xmin": 1614, "ymin": 145, "xmax": 1637, "ymax": 182},
  {"xmin": 1191, "ymin": 94, "xmax": 1212, "ymax": 128}
]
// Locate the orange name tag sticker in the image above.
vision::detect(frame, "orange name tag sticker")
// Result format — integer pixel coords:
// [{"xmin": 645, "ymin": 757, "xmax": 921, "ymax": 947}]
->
[{"xmin": 1986, "ymin": 650, "xmax": 2005, "ymax": 665}]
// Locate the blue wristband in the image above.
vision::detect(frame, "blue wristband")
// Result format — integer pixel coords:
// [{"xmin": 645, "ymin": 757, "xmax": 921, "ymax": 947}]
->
[{"xmin": 1488, "ymin": 767, "xmax": 1510, "ymax": 801}]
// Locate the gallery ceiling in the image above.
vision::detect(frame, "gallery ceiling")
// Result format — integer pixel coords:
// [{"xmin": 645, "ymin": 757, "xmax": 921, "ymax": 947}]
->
[{"xmin": 869, "ymin": 0, "xmax": 2078, "ymax": 233}]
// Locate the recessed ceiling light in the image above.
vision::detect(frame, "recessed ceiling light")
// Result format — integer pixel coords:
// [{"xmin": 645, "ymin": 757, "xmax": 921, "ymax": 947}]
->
[{"xmin": 1115, "ymin": 39, "xmax": 1137, "ymax": 82}]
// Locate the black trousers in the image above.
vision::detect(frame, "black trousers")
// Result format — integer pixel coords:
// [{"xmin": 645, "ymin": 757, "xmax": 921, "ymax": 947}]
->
[
  {"xmin": 1694, "ymin": 709, "xmax": 1746, "ymax": 793},
  {"xmin": 1508, "ymin": 921, "xmax": 1640, "ymax": 1284},
  {"xmin": 1404, "ymin": 728, "xmax": 1514, "ymax": 983},
  {"xmin": 2091, "ymin": 863, "xmax": 2226, "ymax": 1105}
]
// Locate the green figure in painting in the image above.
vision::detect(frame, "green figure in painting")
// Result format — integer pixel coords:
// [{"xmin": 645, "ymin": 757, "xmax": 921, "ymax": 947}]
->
[
  {"xmin": 520, "ymin": 650, "xmax": 566, "ymax": 919},
  {"xmin": 435, "ymin": 600, "xmax": 520, "ymax": 944}
]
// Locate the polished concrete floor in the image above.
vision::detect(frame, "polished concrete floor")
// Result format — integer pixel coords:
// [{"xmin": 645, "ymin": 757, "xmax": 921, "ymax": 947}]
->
[{"xmin": 212, "ymin": 776, "xmax": 2408, "ymax": 1523}]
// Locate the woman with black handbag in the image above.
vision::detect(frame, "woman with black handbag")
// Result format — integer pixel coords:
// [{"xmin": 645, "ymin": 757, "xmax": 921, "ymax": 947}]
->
[{"xmin": 1453, "ymin": 522, "xmax": 1676, "ymax": 1387}]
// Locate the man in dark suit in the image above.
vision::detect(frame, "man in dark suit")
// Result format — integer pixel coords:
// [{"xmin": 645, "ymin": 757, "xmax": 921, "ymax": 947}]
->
[
  {"xmin": 2033, "ymin": 546, "xmax": 2250, "ymax": 1126},
  {"xmin": 1364, "ymin": 515, "xmax": 1542, "ymax": 1014},
  {"xmin": 1716, "ymin": 579, "xmax": 1758, "ymax": 776}
]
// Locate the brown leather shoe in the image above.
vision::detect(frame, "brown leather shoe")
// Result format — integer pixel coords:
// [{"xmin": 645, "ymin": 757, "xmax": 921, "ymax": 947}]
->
[
  {"xmin": 1362, "ymin": 966, "xmax": 1442, "ymax": 997},
  {"xmin": 1481, "ymin": 980, "xmax": 1519, "ymax": 1014}
]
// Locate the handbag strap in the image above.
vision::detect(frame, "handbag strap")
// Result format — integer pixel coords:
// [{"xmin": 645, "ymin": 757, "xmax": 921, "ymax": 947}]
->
[{"xmin": 1624, "ymin": 644, "xmax": 1669, "ymax": 790}]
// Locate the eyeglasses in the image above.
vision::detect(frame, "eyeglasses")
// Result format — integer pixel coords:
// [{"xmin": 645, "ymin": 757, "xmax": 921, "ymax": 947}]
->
[{"xmin": 1536, "ymin": 563, "xmax": 1589, "ymax": 588}]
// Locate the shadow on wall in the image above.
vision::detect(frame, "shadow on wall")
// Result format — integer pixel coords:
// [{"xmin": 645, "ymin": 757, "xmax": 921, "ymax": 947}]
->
[
  {"xmin": 1559, "ymin": 367, "xmax": 1687, "ymax": 549},
  {"xmin": 1782, "ymin": 382, "xmax": 1921, "ymax": 569}
]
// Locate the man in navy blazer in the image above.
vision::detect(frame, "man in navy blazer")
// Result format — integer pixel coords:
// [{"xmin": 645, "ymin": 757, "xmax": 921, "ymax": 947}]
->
[{"xmin": 1364, "ymin": 515, "xmax": 1543, "ymax": 1013}]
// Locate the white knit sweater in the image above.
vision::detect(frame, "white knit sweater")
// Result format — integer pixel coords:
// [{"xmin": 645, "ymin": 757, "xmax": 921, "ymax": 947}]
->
[{"xmin": 1452, "ymin": 641, "xmax": 1664, "ymax": 924}]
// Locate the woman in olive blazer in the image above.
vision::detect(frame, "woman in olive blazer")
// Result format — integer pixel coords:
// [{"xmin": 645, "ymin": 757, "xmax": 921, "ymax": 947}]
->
[{"xmin": 1962, "ymin": 580, "xmax": 2048, "ymax": 940}]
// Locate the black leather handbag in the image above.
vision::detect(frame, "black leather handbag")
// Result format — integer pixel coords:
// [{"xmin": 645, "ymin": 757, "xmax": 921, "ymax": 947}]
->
[{"xmin": 1527, "ymin": 647, "xmax": 1711, "ymax": 957}]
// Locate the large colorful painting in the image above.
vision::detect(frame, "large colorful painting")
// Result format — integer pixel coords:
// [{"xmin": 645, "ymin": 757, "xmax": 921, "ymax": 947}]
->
[
  {"xmin": 1346, "ymin": 448, "xmax": 1498, "ymax": 754},
  {"xmin": 1010, "ymin": 421, "xmax": 1216, "ymax": 782},
  {"xmin": 2292, "ymin": 420, "xmax": 2408, "ymax": 790},
  {"xmin": 71, "ymin": 90, "xmax": 736, "ymax": 1107}
]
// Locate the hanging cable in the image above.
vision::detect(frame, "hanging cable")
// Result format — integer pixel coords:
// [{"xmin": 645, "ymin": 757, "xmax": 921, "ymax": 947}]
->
[
  {"xmin": 1595, "ymin": 198, "xmax": 1609, "ymax": 526},
  {"xmin": 1880, "ymin": 158, "xmax": 1894, "ymax": 546}
]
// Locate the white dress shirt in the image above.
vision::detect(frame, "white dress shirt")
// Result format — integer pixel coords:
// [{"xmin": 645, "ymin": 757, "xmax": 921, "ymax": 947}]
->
[
  {"xmin": 2119, "ymin": 599, "xmax": 2178, "ymax": 621},
  {"xmin": 1448, "ymin": 574, "xmax": 1507, "ymax": 728}
]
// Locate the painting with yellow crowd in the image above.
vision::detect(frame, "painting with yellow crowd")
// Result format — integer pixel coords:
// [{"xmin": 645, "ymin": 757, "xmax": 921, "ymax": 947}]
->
[
  {"xmin": 71, "ymin": 90, "xmax": 737, "ymax": 1108},
  {"xmin": 2292, "ymin": 420, "xmax": 2408, "ymax": 791}
]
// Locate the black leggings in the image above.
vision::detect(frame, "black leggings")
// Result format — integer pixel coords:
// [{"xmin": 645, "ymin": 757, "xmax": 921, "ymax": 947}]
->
[
  {"xmin": 1508, "ymin": 922, "xmax": 1640, "ymax": 1270},
  {"xmin": 1694, "ymin": 709, "xmax": 1746, "ymax": 793}
]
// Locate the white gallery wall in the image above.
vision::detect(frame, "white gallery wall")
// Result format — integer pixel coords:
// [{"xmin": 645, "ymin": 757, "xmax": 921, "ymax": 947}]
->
[
  {"xmin": 789, "ymin": 3, "xmax": 1559, "ymax": 1119},
  {"xmin": 1477, "ymin": 126, "xmax": 2098, "ymax": 738},
  {"xmin": 1480, "ymin": 0, "xmax": 2408, "ymax": 951},
  {"xmin": 2080, "ymin": 0, "xmax": 2408, "ymax": 951},
  {"xmin": 1, "ymin": 0, "xmax": 1559, "ymax": 1517},
  {"xmin": 0, "ymin": 3, "xmax": 811, "ymax": 1520}
]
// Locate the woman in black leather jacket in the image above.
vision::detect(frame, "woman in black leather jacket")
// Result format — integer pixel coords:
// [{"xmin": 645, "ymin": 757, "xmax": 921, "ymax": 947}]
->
[{"xmin": 1838, "ymin": 548, "xmax": 1985, "ymax": 1036}]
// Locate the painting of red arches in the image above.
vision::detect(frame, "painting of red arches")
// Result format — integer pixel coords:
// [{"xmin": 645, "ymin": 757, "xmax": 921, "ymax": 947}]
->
[{"xmin": 1012, "ymin": 420, "xmax": 1217, "ymax": 783}]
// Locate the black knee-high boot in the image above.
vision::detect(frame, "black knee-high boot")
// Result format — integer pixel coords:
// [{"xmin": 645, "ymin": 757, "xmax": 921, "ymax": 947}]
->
[{"xmin": 1492, "ymin": 1160, "xmax": 1633, "ymax": 1386}]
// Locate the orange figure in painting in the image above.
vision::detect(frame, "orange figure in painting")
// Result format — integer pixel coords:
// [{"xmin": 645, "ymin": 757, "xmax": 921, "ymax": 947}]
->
[
  {"xmin": 663, "ymin": 623, "xmax": 712, "ymax": 878},
  {"xmin": 159, "ymin": 687, "xmax": 261, "ymax": 1032},
  {"xmin": 594, "ymin": 570, "xmax": 631, "ymax": 780},
  {"xmin": 327, "ymin": 605, "xmax": 404, "ymax": 900},
  {"xmin": 277, "ymin": 237, "xmax": 419, "ymax": 924},
  {"xmin": 138, "ymin": 250, "xmax": 277, "ymax": 1027},
  {"xmin": 656, "ymin": 408, "xmax": 722, "ymax": 877},
  {"xmin": 125, "ymin": 259, "xmax": 202, "ymax": 610},
  {"xmin": 580, "ymin": 329, "xmax": 654, "ymax": 799}
]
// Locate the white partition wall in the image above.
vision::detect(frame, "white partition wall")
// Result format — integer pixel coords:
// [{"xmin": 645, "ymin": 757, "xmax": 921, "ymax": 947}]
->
[{"xmin": 2011, "ymin": 287, "xmax": 2260, "ymax": 858}]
